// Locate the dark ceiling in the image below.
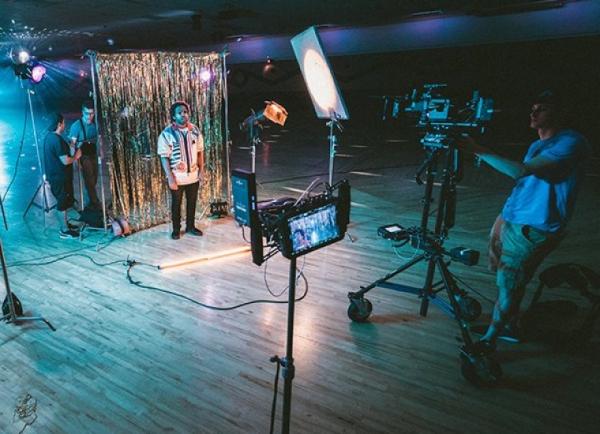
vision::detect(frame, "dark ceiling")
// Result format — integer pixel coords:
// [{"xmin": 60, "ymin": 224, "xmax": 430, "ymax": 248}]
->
[{"xmin": 0, "ymin": 0, "xmax": 571, "ymax": 61}]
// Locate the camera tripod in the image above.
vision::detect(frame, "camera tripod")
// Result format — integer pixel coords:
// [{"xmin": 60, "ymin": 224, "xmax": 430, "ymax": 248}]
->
[{"xmin": 347, "ymin": 141, "xmax": 502, "ymax": 386}]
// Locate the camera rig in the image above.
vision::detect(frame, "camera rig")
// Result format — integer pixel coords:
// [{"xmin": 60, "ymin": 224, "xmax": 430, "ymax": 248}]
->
[
  {"xmin": 231, "ymin": 169, "xmax": 350, "ymax": 266},
  {"xmin": 350, "ymin": 85, "xmax": 502, "ymax": 386}
]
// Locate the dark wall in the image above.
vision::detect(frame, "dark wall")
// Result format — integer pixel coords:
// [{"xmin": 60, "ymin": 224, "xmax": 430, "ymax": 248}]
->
[{"xmin": 227, "ymin": 36, "xmax": 600, "ymax": 147}]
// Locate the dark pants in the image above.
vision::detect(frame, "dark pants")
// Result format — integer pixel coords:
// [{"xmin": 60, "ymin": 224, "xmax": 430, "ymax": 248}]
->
[
  {"xmin": 48, "ymin": 174, "xmax": 74, "ymax": 212},
  {"xmin": 80, "ymin": 153, "xmax": 99, "ymax": 207},
  {"xmin": 170, "ymin": 181, "xmax": 199, "ymax": 234}
]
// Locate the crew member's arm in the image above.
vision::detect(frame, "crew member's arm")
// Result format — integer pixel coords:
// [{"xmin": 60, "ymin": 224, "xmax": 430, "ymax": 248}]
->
[
  {"xmin": 459, "ymin": 135, "xmax": 561, "ymax": 180},
  {"xmin": 161, "ymin": 157, "xmax": 178, "ymax": 190},
  {"xmin": 60, "ymin": 146, "xmax": 82, "ymax": 165},
  {"xmin": 68, "ymin": 122, "xmax": 80, "ymax": 148}
]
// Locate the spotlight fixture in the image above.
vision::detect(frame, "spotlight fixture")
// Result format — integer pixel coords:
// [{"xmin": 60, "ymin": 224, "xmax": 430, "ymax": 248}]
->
[
  {"xmin": 18, "ymin": 50, "xmax": 30, "ymax": 64},
  {"xmin": 10, "ymin": 48, "xmax": 30, "ymax": 65},
  {"xmin": 30, "ymin": 64, "xmax": 47, "ymax": 83},
  {"xmin": 262, "ymin": 57, "xmax": 276, "ymax": 78},
  {"xmin": 240, "ymin": 100, "xmax": 288, "ymax": 131},
  {"xmin": 13, "ymin": 59, "xmax": 47, "ymax": 83}
]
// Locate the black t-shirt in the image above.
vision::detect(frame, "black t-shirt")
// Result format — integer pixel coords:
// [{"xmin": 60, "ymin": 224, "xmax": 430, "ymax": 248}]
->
[{"xmin": 44, "ymin": 132, "xmax": 72, "ymax": 183}]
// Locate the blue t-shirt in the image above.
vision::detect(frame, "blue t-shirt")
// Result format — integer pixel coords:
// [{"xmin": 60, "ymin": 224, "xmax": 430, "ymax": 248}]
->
[{"xmin": 502, "ymin": 129, "xmax": 590, "ymax": 233}]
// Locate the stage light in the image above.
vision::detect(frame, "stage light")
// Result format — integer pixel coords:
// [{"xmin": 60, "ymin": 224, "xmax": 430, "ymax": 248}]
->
[
  {"xmin": 262, "ymin": 57, "xmax": 276, "ymax": 78},
  {"xmin": 263, "ymin": 101, "xmax": 288, "ymax": 126},
  {"xmin": 13, "ymin": 60, "xmax": 47, "ymax": 83},
  {"xmin": 240, "ymin": 100, "xmax": 288, "ymax": 130},
  {"xmin": 10, "ymin": 48, "xmax": 31, "ymax": 65},
  {"xmin": 17, "ymin": 50, "xmax": 30, "ymax": 64},
  {"xmin": 199, "ymin": 67, "xmax": 212, "ymax": 82},
  {"xmin": 30, "ymin": 64, "xmax": 46, "ymax": 83}
]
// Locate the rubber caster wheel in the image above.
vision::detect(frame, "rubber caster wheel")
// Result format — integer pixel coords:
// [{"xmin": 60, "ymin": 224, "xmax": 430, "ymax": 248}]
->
[
  {"xmin": 347, "ymin": 298, "xmax": 373, "ymax": 322},
  {"xmin": 460, "ymin": 352, "xmax": 502, "ymax": 387},
  {"xmin": 459, "ymin": 296, "xmax": 482, "ymax": 322}
]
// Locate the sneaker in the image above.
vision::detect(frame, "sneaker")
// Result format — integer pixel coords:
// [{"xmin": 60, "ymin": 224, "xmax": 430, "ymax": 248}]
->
[
  {"xmin": 59, "ymin": 228, "xmax": 80, "ymax": 239},
  {"xmin": 171, "ymin": 231, "xmax": 181, "ymax": 240},
  {"xmin": 186, "ymin": 227, "xmax": 203, "ymax": 236},
  {"xmin": 67, "ymin": 221, "xmax": 83, "ymax": 230}
]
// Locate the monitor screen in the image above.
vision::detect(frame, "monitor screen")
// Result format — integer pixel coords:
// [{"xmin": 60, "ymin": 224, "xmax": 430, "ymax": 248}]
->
[{"xmin": 287, "ymin": 203, "xmax": 340, "ymax": 256}]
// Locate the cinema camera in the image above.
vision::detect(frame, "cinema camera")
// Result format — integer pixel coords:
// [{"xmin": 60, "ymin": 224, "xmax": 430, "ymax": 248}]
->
[
  {"xmin": 349, "ymin": 85, "xmax": 502, "ymax": 386},
  {"xmin": 385, "ymin": 83, "xmax": 494, "ymax": 150},
  {"xmin": 231, "ymin": 170, "xmax": 350, "ymax": 266}
]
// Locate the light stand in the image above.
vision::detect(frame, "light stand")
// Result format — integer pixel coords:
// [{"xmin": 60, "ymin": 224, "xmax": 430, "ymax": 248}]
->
[
  {"xmin": 23, "ymin": 85, "xmax": 56, "ymax": 223},
  {"xmin": 85, "ymin": 50, "xmax": 108, "ymax": 233},
  {"xmin": 326, "ymin": 113, "xmax": 343, "ymax": 187},
  {"xmin": 1, "ymin": 237, "xmax": 56, "ymax": 331},
  {"xmin": 272, "ymin": 257, "xmax": 297, "ymax": 434},
  {"xmin": 241, "ymin": 101, "xmax": 288, "ymax": 175},
  {"xmin": 0, "ymin": 188, "xmax": 8, "ymax": 230},
  {"xmin": 221, "ymin": 49, "xmax": 233, "ymax": 204}
]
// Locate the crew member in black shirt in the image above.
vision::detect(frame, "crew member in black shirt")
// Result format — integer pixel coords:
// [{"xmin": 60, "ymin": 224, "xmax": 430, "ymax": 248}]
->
[{"xmin": 44, "ymin": 113, "xmax": 81, "ymax": 238}]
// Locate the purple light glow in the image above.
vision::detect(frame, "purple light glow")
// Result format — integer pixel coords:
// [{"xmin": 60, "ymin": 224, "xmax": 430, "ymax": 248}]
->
[
  {"xmin": 199, "ymin": 68, "xmax": 211, "ymax": 82},
  {"xmin": 30, "ymin": 64, "xmax": 47, "ymax": 83}
]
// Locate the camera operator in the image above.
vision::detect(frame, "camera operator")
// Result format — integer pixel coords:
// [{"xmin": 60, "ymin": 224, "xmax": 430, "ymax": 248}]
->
[
  {"xmin": 69, "ymin": 100, "xmax": 100, "ymax": 210},
  {"xmin": 459, "ymin": 90, "xmax": 591, "ymax": 352}
]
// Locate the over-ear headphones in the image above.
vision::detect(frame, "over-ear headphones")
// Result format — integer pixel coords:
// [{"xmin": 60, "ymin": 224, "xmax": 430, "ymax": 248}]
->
[{"xmin": 111, "ymin": 216, "xmax": 131, "ymax": 237}]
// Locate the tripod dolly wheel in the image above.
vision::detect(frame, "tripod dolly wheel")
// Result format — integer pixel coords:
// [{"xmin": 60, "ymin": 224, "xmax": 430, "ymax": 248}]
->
[
  {"xmin": 347, "ymin": 298, "xmax": 373, "ymax": 322},
  {"xmin": 460, "ymin": 352, "xmax": 502, "ymax": 387},
  {"xmin": 458, "ymin": 295, "xmax": 482, "ymax": 322}
]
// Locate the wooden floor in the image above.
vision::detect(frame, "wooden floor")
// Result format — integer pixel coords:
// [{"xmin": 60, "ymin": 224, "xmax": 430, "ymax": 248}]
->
[{"xmin": 1, "ymin": 103, "xmax": 600, "ymax": 434}]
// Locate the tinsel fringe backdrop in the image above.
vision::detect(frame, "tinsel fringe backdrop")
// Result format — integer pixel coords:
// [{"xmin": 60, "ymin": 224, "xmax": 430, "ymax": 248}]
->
[{"xmin": 95, "ymin": 52, "xmax": 226, "ymax": 232}]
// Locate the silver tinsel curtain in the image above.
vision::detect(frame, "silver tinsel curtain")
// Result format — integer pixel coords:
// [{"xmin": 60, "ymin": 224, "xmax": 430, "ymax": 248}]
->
[{"xmin": 95, "ymin": 52, "xmax": 226, "ymax": 232}]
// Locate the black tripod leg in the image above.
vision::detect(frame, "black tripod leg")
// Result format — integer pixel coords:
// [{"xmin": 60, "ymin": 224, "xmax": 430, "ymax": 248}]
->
[
  {"xmin": 434, "ymin": 256, "xmax": 474, "ymax": 345},
  {"xmin": 419, "ymin": 259, "xmax": 436, "ymax": 317},
  {"xmin": 23, "ymin": 182, "xmax": 43, "ymax": 218}
]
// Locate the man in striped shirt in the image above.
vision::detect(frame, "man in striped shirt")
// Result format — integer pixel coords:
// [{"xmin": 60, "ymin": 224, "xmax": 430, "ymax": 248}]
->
[{"xmin": 157, "ymin": 101, "xmax": 205, "ymax": 240}]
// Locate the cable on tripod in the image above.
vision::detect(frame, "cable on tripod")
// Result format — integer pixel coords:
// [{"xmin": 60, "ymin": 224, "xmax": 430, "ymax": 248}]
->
[
  {"xmin": 264, "ymin": 255, "xmax": 306, "ymax": 298},
  {"xmin": 125, "ymin": 258, "xmax": 309, "ymax": 311}
]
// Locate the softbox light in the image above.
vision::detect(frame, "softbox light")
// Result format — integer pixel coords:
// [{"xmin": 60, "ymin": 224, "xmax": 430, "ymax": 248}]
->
[{"xmin": 291, "ymin": 26, "xmax": 349, "ymax": 120}]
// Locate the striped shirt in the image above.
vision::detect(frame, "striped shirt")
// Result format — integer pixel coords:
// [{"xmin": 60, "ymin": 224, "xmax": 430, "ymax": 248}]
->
[{"xmin": 157, "ymin": 123, "xmax": 204, "ymax": 185}]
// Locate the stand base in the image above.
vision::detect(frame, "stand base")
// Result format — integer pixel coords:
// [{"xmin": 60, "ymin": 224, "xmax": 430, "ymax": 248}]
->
[
  {"xmin": 1, "ymin": 314, "xmax": 56, "ymax": 331},
  {"xmin": 23, "ymin": 180, "xmax": 57, "ymax": 218}
]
